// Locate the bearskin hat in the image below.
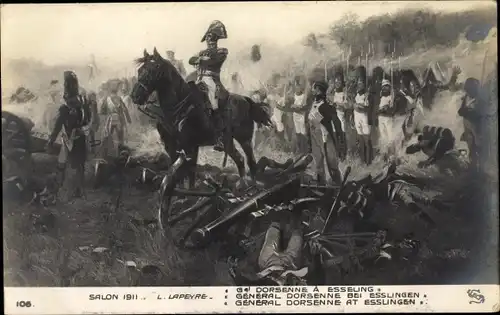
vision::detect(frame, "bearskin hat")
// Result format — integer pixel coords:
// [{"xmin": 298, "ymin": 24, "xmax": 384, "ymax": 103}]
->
[
  {"xmin": 400, "ymin": 69, "xmax": 419, "ymax": 88},
  {"xmin": 63, "ymin": 71, "xmax": 79, "ymax": 98},
  {"xmin": 372, "ymin": 66, "xmax": 385, "ymax": 80},
  {"xmin": 333, "ymin": 66, "xmax": 345, "ymax": 83},
  {"xmin": 464, "ymin": 77, "xmax": 481, "ymax": 97},
  {"xmin": 355, "ymin": 66, "xmax": 367, "ymax": 83},
  {"xmin": 251, "ymin": 45, "xmax": 261, "ymax": 62},
  {"xmin": 312, "ymin": 80, "xmax": 328, "ymax": 94}
]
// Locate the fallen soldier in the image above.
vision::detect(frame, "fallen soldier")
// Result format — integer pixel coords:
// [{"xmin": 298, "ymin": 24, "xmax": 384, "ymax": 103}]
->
[
  {"xmin": 335, "ymin": 162, "xmax": 439, "ymax": 229},
  {"xmin": 228, "ymin": 209, "xmax": 324, "ymax": 285},
  {"xmin": 9, "ymin": 87, "xmax": 38, "ymax": 104},
  {"xmin": 405, "ymin": 125, "xmax": 465, "ymax": 174}
]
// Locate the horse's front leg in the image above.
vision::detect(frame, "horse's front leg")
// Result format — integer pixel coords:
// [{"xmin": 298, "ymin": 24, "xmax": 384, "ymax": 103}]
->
[
  {"xmin": 225, "ymin": 140, "xmax": 248, "ymax": 189},
  {"xmin": 238, "ymin": 139, "xmax": 257, "ymax": 181}
]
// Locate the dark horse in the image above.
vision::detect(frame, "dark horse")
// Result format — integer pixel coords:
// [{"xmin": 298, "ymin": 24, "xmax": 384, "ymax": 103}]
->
[{"xmin": 130, "ymin": 48, "xmax": 272, "ymax": 190}]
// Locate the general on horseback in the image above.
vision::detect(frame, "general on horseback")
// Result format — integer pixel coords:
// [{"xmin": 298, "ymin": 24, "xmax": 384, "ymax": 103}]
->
[
  {"xmin": 130, "ymin": 21, "xmax": 272, "ymax": 205},
  {"xmin": 188, "ymin": 20, "xmax": 230, "ymax": 152}
]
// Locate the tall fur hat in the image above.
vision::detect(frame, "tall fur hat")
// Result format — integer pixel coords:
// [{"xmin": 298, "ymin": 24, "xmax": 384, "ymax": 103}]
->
[
  {"xmin": 355, "ymin": 65, "xmax": 367, "ymax": 82},
  {"xmin": 63, "ymin": 71, "xmax": 79, "ymax": 98},
  {"xmin": 312, "ymin": 80, "xmax": 328, "ymax": 94}
]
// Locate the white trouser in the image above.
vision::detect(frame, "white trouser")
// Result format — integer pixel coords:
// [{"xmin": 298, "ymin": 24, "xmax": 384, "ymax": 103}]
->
[
  {"xmin": 337, "ymin": 110, "xmax": 346, "ymax": 132},
  {"xmin": 272, "ymin": 111, "xmax": 284, "ymax": 132},
  {"xmin": 379, "ymin": 115, "xmax": 406, "ymax": 153},
  {"xmin": 198, "ymin": 76, "xmax": 218, "ymax": 110},
  {"xmin": 378, "ymin": 115, "xmax": 393, "ymax": 151},
  {"xmin": 308, "ymin": 124, "xmax": 338, "ymax": 180},
  {"xmin": 353, "ymin": 111, "xmax": 371, "ymax": 135},
  {"xmin": 293, "ymin": 113, "xmax": 306, "ymax": 135}
]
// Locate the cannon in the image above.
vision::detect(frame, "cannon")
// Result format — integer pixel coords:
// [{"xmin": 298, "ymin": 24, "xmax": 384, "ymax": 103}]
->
[{"xmin": 154, "ymin": 153, "xmax": 316, "ymax": 249}]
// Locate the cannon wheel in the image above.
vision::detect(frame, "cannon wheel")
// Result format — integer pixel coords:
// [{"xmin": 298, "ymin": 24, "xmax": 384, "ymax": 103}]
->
[
  {"xmin": 2, "ymin": 111, "xmax": 33, "ymax": 154},
  {"xmin": 157, "ymin": 155, "xmax": 224, "ymax": 249},
  {"xmin": 156, "ymin": 153, "xmax": 315, "ymax": 248}
]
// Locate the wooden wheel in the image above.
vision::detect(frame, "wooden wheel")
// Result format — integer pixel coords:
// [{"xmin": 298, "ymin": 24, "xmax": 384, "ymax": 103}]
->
[
  {"xmin": 2, "ymin": 111, "xmax": 33, "ymax": 154},
  {"xmin": 158, "ymin": 166, "xmax": 231, "ymax": 249},
  {"xmin": 2, "ymin": 111, "xmax": 34, "ymax": 178}
]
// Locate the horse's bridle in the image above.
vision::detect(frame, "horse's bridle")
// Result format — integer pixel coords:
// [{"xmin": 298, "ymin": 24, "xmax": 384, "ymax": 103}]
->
[
  {"xmin": 137, "ymin": 81, "xmax": 151, "ymax": 95},
  {"xmin": 136, "ymin": 77, "xmax": 194, "ymax": 137}
]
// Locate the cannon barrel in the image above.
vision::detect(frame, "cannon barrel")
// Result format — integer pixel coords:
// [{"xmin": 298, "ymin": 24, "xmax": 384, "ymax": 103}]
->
[{"xmin": 191, "ymin": 175, "xmax": 302, "ymax": 246}]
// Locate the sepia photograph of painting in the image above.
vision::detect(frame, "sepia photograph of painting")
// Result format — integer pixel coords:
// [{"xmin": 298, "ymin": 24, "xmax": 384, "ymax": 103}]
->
[{"xmin": 2, "ymin": 1, "xmax": 498, "ymax": 289}]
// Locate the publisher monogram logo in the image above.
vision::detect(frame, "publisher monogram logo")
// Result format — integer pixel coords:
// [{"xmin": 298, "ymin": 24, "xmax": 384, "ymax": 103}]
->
[{"xmin": 467, "ymin": 289, "xmax": 485, "ymax": 304}]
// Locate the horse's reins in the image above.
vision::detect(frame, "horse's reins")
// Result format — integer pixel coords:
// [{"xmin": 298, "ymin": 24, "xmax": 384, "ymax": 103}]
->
[{"xmin": 137, "ymin": 81, "xmax": 193, "ymax": 136}]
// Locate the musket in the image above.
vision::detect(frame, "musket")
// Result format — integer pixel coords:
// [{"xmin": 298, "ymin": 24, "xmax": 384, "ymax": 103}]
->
[
  {"xmin": 480, "ymin": 48, "xmax": 489, "ymax": 83},
  {"xmin": 390, "ymin": 43, "xmax": 396, "ymax": 103},
  {"xmin": 347, "ymin": 45, "xmax": 351, "ymax": 77},
  {"xmin": 321, "ymin": 166, "xmax": 352, "ymax": 234},
  {"xmin": 365, "ymin": 43, "xmax": 370, "ymax": 72},
  {"xmin": 191, "ymin": 175, "xmax": 302, "ymax": 246}
]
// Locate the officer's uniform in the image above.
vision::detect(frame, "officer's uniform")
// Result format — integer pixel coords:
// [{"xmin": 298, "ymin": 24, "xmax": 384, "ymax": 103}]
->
[
  {"xmin": 328, "ymin": 74, "xmax": 350, "ymax": 160},
  {"xmin": 190, "ymin": 21, "xmax": 228, "ymax": 111},
  {"xmin": 307, "ymin": 81, "xmax": 342, "ymax": 184},
  {"xmin": 189, "ymin": 20, "xmax": 230, "ymax": 151}
]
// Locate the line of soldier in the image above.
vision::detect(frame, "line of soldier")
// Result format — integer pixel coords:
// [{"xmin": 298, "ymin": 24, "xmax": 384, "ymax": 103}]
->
[{"xmin": 249, "ymin": 60, "xmax": 491, "ymax": 184}]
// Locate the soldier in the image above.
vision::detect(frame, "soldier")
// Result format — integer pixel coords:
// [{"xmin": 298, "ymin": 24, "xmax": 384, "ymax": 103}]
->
[
  {"xmin": 228, "ymin": 209, "xmax": 319, "ymax": 286},
  {"xmin": 353, "ymin": 66, "xmax": 373, "ymax": 165},
  {"xmin": 166, "ymin": 50, "xmax": 186, "ymax": 78},
  {"xmin": 87, "ymin": 90, "xmax": 100, "ymax": 154},
  {"xmin": 46, "ymin": 71, "xmax": 92, "ymax": 198},
  {"xmin": 328, "ymin": 70, "xmax": 351, "ymax": 160},
  {"xmin": 100, "ymin": 80, "xmax": 132, "ymax": 157},
  {"xmin": 306, "ymin": 80, "xmax": 343, "ymax": 184},
  {"xmin": 458, "ymin": 77, "xmax": 488, "ymax": 171},
  {"xmin": 230, "ymin": 72, "xmax": 244, "ymax": 94},
  {"xmin": 400, "ymin": 70, "xmax": 425, "ymax": 144},
  {"xmin": 48, "ymin": 80, "xmax": 62, "ymax": 104},
  {"xmin": 377, "ymin": 79, "xmax": 397, "ymax": 159},
  {"xmin": 292, "ymin": 79, "xmax": 308, "ymax": 153},
  {"xmin": 120, "ymin": 79, "xmax": 140, "ymax": 125},
  {"xmin": 406, "ymin": 125, "xmax": 455, "ymax": 168},
  {"xmin": 265, "ymin": 86, "xmax": 285, "ymax": 148},
  {"xmin": 189, "ymin": 20, "xmax": 230, "ymax": 152},
  {"xmin": 276, "ymin": 91, "xmax": 298, "ymax": 153}
]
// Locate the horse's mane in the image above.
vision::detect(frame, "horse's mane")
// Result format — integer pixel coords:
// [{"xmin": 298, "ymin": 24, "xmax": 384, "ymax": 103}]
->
[
  {"xmin": 134, "ymin": 56, "xmax": 149, "ymax": 66},
  {"xmin": 134, "ymin": 53, "xmax": 179, "ymax": 79}
]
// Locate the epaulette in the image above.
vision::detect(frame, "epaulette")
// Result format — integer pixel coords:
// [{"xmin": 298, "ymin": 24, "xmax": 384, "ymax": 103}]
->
[{"xmin": 217, "ymin": 47, "xmax": 228, "ymax": 54}]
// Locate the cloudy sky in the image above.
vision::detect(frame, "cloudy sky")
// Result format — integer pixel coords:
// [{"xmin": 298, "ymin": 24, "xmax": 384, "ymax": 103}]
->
[{"xmin": 1, "ymin": 1, "xmax": 494, "ymax": 67}]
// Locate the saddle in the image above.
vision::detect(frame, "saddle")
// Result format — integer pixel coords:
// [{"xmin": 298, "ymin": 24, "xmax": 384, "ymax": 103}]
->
[
  {"xmin": 192, "ymin": 81, "xmax": 229, "ymax": 112},
  {"xmin": 186, "ymin": 81, "xmax": 230, "ymax": 141}
]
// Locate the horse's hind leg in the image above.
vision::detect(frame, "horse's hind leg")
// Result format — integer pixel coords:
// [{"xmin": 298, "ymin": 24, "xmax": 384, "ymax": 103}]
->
[
  {"xmin": 239, "ymin": 139, "xmax": 257, "ymax": 180},
  {"xmin": 225, "ymin": 140, "xmax": 246, "ymax": 179}
]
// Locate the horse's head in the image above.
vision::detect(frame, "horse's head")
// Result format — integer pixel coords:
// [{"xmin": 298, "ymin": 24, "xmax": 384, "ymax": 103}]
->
[{"xmin": 132, "ymin": 48, "xmax": 175, "ymax": 105}]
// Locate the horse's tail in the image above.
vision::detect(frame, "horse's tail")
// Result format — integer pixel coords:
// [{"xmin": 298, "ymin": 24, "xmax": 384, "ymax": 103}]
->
[{"xmin": 245, "ymin": 96, "xmax": 272, "ymax": 127}]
